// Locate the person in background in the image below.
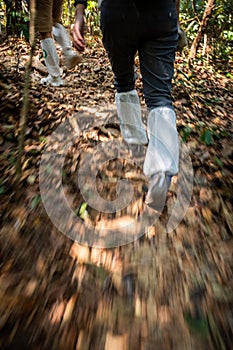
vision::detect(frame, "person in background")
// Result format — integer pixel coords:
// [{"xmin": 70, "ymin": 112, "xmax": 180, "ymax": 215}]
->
[
  {"xmin": 72, "ymin": 0, "xmax": 184, "ymax": 211},
  {"xmin": 35, "ymin": 0, "xmax": 82, "ymax": 86}
]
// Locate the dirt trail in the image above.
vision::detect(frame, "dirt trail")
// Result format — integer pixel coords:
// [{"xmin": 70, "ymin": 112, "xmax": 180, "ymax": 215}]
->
[{"xmin": 0, "ymin": 38, "xmax": 232, "ymax": 349}]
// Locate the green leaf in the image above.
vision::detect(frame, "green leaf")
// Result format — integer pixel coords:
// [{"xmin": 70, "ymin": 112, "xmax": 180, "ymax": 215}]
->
[
  {"xmin": 215, "ymin": 157, "xmax": 223, "ymax": 168},
  {"xmin": 62, "ymin": 169, "xmax": 67, "ymax": 181},
  {"xmin": 27, "ymin": 175, "xmax": 36, "ymax": 184},
  {"xmin": 226, "ymin": 72, "xmax": 233, "ymax": 79},
  {"xmin": 201, "ymin": 129, "xmax": 213, "ymax": 146},
  {"xmin": 79, "ymin": 202, "xmax": 88, "ymax": 219},
  {"xmin": 31, "ymin": 195, "xmax": 41, "ymax": 210},
  {"xmin": 184, "ymin": 312, "xmax": 209, "ymax": 337},
  {"xmin": 198, "ymin": 121, "xmax": 205, "ymax": 127},
  {"xmin": 181, "ymin": 126, "xmax": 192, "ymax": 142}
]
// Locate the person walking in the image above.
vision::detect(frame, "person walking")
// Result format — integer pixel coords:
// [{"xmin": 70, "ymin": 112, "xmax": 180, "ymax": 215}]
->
[
  {"xmin": 35, "ymin": 0, "xmax": 82, "ymax": 86},
  {"xmin": 72, "ymin": 0, "xmax": 181, "ymax": 211}
]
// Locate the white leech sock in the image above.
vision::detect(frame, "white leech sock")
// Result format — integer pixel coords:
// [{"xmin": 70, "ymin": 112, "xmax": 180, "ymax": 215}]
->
[
  {"xmin": 41, "ymin": 38, "xmax": 60, "ymax": 78},
  {"xmin": 115, "ymin": 90, "xmax": 148, "ymax": 145},
  {"xmin": 143, "ymin": 106, "xmax": 179, "ymax": 177}
]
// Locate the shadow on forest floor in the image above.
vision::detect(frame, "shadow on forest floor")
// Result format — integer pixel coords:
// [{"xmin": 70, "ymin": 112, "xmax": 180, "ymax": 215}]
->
[{"xmin": 0, "ymin": 37, "xmax": 233, "ymax": 349}]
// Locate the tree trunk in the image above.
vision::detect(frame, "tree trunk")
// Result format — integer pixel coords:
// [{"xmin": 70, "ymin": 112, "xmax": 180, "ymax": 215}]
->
[
  {"xmin": 15, "ymin": 0, "xmax": 36, "ymax": 181},
  {"xmin": 189, "ymin": 0, "xmax": 215, "ymax": 60}
]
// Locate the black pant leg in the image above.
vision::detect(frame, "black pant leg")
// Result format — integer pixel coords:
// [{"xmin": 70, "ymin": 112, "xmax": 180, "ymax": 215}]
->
[
  {"xmin": 100, "ymin": 0, "xmax": 138, "ymax": 92},
  {"xmin": 138, "ymin": 5, "xmax": 178, "ymax": 109}
]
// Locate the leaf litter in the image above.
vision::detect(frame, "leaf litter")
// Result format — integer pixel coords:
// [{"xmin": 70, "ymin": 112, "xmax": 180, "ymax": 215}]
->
[{"xmin": 0, "ymin": 36, "xmax": 233, "ymax": 349}]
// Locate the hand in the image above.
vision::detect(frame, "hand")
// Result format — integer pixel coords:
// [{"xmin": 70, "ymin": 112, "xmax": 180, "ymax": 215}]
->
[
  {"xmin": 72, "ymin": 7, "xmax": 86, "ymax": 52},
  {"xmin": 177, "ymin": 24, "xmax": 188, "ymax": 51}
]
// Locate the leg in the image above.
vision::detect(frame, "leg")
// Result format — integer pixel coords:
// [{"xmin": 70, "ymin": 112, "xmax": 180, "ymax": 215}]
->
[
  {"xmin": 52, "ymin": 0, "xmax": 63, "ymax": 24},
  {"xmin": 144, "ymin": 106, "xmax": 179, "ymax": 210},
  {"xmin": 35, "ymin": 0, "xmax": 53, "ymax": 34},
  {"xmin": 100, "ymin": 1, "xmax": 137, "ymax": 93},
  {"xmin": 35, "ymin": 0, "xmax": 63, "ymax": 86},
  {"xmin": 52, "ymin": 0, "xmax": 82, "ymax": 69},
  {"xmin": 138, "ymin": 6, "xmax": 179, "ymax": 209},
  {"xmin": 139, "ymin": 20, "xmax": 178, "ymax": 109},
  {"xmin": 139, "ymin": 33, "xmax": 179, "ymax": 176},
  {"xmin": 52, "ymin": 23, "xmax": 82, "ymax": 69},
  {"xmin": 100, "ymin": 1, "xmax": 148, "ymax": 144}
]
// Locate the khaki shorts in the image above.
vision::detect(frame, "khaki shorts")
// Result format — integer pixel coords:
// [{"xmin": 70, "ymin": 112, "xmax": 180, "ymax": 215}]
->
[{"xmin": 35, "ymin": 0, "xmax": 63, "ymax": 33}]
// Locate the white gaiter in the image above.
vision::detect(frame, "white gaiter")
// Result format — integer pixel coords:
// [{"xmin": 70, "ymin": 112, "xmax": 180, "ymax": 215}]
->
[
  {"xmin": 41, "ymin": 38, "xmax": 60, "ymax": 78},
  {"xmin": 115, "ymin": 90, "xmax": 148, "ymax": 145},
  {"xmin": 143, "ymin": 107, "xmax": 179, "ymax": 177}
]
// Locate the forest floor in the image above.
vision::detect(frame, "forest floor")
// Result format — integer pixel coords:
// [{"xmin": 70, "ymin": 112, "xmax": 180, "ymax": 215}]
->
[{"xmin": 0, "ymin": 36, "xmax": 233, "ymax": 350}]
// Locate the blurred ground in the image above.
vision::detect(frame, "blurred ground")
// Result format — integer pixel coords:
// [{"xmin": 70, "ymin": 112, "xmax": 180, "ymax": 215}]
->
[{"xmin": 0, "ymin": 36, "xmax": 233, "ymax": 349}]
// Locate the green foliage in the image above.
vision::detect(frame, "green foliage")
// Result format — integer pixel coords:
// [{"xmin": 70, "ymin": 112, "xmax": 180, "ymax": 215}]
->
[
  {"xmin": 31, "ymin": 194, "xmax": 41, "ymax": 210},
  {"xmin": 179, "ymin": 121, "xmax": 229, "ymax": 146},
  {"xmin": 78, "ymin": 202, "xmax": 88, "ymax": 219},
  {"xmin": 200, "ymin": 129, "xmax": 213, "ymax": 146},
  {"xmin": 2, "ymin": 0, "xmax": 30, "ymax": 39},
  {"xmin": 180, "ymin": 0, "xmax": 233, "ymax": 64},
  {"xmin": 86, "ymin": 0, "xmax": 100, "ymax": 35},
  {"xmin": 210, "ymin": 0, "xmax": 233, "ymax": 62},
  {"xmin": 180, "ymin": 126, "xmax": 192, "ymax": 142},
  {"xmin": 215, "ymin": 157, "xmax": 223, "ymax": 168},
  {"xmin": 15, "ymin": 10, "xmax": 30, "ymax": 40},
  {"xmin": 62, "ymin": 0, "xmax": 100, "ymax": 35},
  {"xmin": 0, "ymin": 1, "xmax": 6, "ymax": 31},
  {"xmin": 62, "ymin": 0, "xmax": 73, "ymax": 27},
  {"xmin": 184, "ymin": 312, "xmax": 209, "ymax": 337},
  {"xmin": 0, "ymin": 178, "xmax": 6, "ymax": 195}
]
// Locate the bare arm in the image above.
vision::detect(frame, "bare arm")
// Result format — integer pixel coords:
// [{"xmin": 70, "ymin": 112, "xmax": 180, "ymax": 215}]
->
[{"xmin": 72, "ymin": 4, "xmax": 86, "ymax": 51}]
